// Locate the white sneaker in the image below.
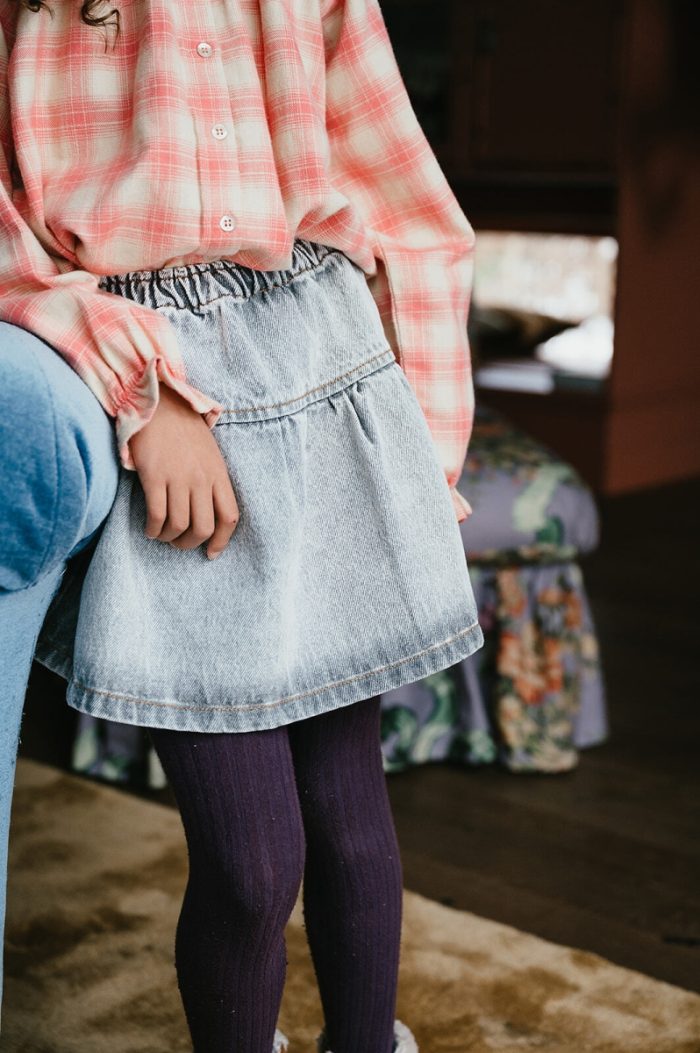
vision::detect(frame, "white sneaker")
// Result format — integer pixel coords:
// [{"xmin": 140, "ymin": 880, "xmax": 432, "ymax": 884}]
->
[
  {"xmin": 274, "ymin": 1027, "xmax": 290, "ymax": 1053},
  {"xmin": 315, "ymin": 1017, "xmax": 418, "ymax": 1053}
]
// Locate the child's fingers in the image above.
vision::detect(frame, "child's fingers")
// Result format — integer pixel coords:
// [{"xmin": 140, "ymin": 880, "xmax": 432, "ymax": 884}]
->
[
  {"xmin": 143, "ymin": 480, "xmax": 168, "ymax": 539},
  {"xmin": 158, "ymin": 480, "xmax": 192, "ymax": 543},
  {"xmin": 206, "ymin": 477, "xmax": 240, "ymax": 560},
  {"xmin": 168, "ymin": 484, "xmax": 217, "ymax": 550}
]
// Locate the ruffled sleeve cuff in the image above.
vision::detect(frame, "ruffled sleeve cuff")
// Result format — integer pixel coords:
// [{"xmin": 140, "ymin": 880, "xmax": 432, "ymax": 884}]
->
[
  {"xmin": 110, "ymin": 355, "xmax": 225, "ymax": 471},
  {"xmin": 450, "ymin": 484, "xmax": 473, "ymax": 524}
]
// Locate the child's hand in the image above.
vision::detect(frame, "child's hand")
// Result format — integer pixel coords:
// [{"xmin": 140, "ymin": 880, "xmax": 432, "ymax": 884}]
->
[{"xmin": 128, "ymin": 382, "xmax": 240, "ymax": 560}]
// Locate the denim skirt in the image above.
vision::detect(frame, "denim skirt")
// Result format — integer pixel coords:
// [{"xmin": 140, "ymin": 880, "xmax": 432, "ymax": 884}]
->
[{"xmin": 34, "ymin": 238, "xmax": 484, "ymax": 733}]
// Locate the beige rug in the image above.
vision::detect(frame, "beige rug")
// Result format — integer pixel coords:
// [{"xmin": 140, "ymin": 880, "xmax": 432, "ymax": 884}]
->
[{"xmin": 4, "ymin": 759, "xmax": 699, "ymax": 1053}]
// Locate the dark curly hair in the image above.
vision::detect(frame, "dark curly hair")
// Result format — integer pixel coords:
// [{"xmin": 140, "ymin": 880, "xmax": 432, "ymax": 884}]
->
[{"xmin": 19, "ymin": 0, "xmax": 120, "ymax": 47}]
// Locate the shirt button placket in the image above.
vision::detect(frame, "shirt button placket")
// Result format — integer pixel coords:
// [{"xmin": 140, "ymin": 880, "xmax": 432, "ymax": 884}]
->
[
  {"xmin": 193, "ymin": 31, "xmax": 237, "ymax": 244},
  {"xmin": 212, "ymin": 123, "xmax": 233, "ymax": 230}
]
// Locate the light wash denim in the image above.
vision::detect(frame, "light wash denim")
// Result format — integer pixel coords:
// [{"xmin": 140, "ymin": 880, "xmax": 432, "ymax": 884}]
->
[
  {"xmin": 0, "ymin": 321, "xmax": 120, "ymax": 1021},
  {"xmin": 35, "ymin": 238, "xmax": 484, "ymax": 733}
]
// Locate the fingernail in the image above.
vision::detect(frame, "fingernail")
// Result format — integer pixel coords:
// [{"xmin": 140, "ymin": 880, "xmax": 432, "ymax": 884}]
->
[{"xmin": 207, "ymin": 551, "xmax": 221, "ymax": 560}]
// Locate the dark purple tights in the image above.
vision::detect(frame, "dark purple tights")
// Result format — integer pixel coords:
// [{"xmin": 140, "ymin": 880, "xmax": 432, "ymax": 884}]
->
[{"xmin": 147, "ymin": 695, "xmax": 403, "ymax": 1053}]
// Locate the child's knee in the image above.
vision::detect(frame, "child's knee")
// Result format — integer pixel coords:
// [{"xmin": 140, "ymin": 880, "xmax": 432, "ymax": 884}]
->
[{"xmin": 195, "ymin": 825, "xmax": 305, "ymax": 930}]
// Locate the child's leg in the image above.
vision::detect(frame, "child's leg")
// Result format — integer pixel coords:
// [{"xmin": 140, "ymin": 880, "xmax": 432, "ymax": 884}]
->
[
  {"xmin": 287, "ymin": 696, "xmax": 404, "ymax": 1053},
  {"xmin": 0, "ymin": 565, "xmax": 62, "ymax": 1024},
  {"xmin": 147, "ymin": 723, "xmax": 306, "ymax": 1053},
  {"xmin": 0, "ymin": 321, "xmax": 119, "ymax": 1025}
]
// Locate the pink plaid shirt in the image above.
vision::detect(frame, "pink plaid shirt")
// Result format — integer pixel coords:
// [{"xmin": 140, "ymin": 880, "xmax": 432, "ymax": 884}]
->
[{"xmin": 0, "ymin": 0, "xmax": 475, "ymax": 521}]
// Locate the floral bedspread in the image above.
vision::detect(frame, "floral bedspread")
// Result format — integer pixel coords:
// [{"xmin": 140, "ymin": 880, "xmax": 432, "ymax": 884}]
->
[
  {"xmin": 457, "ymin": 403, "xmax": 600, "ymax": 564},
  {"xmin": 380, "ymin": 561, "xmax": 607, "ymax": 775}
]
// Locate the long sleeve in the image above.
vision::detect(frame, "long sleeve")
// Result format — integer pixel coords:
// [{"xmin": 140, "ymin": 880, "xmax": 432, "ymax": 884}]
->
[
  {"xmin": 321, "ymin": 0, "xmax": 476, "ymax": 522},
  {"xmin": 0, "ymin": 10, "xmax": 224, "ymax": 471}
]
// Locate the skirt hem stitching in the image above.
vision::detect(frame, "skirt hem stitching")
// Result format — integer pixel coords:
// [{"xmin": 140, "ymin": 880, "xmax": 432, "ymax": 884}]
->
[{"xmin": 51, "ymin": 619, "xmax": 485, "ymax": 731}]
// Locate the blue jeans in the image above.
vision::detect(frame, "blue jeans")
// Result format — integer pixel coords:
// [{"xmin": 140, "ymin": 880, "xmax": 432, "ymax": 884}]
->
[{"xmin": 0, "ymin": 321, "xmax": 119, "ymax": 1019}]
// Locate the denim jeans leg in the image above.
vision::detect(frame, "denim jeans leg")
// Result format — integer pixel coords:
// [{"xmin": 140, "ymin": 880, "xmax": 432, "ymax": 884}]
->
[
  {"xmin": 0, "ymin": 565, "xmax": 64, "ymax": 1022},
  {"xmin": 0, "ymin": 321, "xmax": 120, "ymax": 1022}
]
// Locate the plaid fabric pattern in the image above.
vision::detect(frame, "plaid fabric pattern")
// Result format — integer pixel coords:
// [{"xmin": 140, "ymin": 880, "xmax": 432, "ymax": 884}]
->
[{"xmin": 0, "ymin": 0, "xmax": 475, "ymax": 520}]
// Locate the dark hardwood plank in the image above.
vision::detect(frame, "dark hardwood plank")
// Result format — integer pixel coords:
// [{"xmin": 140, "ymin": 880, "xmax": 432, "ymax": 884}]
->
[
  {"xmin": 395, "ymin": 847, "xmax": 700, "ymax": 992},
  {"xmin": 387, "ymin": 476, "xmax": 700, "ymax": 993}
]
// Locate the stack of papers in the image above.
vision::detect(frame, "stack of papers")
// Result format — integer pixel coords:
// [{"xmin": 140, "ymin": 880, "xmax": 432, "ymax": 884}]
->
[
  {"xmin": 474, "ymin": 314, "xmax": 614, "ymax": 394},
  {"xmin": 534, "ymin": 314, "xmax": 613, "ymax": 378},
  {"xmin": 474, "ymin": 358, "xmax": 555, "ymax": 393}
]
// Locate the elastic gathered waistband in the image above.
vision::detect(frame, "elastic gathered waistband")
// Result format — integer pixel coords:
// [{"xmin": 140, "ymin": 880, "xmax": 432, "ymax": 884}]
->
[{"xmin": 97, "ymin": 238, "xmax": 341, "ymax": 310}]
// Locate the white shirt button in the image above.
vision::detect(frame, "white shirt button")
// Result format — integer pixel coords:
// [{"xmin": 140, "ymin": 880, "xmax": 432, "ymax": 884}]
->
[
  {"xmin": 211, "ymin": 124, "xmax": 229, "ymax": 140},
  {"xmin": 197, "ymin": 41, "xmax": 213, "ymax": 57},
  {"xmin": 219, "ymin": 214, "xmax": 236, "ymax": 232}
]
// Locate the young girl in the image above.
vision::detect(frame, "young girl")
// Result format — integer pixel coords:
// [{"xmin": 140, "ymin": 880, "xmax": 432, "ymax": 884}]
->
[{"xmin": 1, "ymin": 0, "xmax": 483, "ymax": 1050}]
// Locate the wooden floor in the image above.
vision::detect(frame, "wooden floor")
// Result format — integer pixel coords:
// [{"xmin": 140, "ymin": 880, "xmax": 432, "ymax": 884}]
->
[
  {"xmin": 19, "ymin": 477, "xmax": 700, "ymax": 993},
  {"xmin": 387, "ymin": 475, "xmax": 700, "ymax": 994}
]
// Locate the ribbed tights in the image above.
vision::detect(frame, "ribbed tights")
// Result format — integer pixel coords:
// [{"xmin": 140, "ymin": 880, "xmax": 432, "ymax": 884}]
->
[{"xmin": 148, "ymin": 695, "xmax": 403, "ymax": 1053}]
